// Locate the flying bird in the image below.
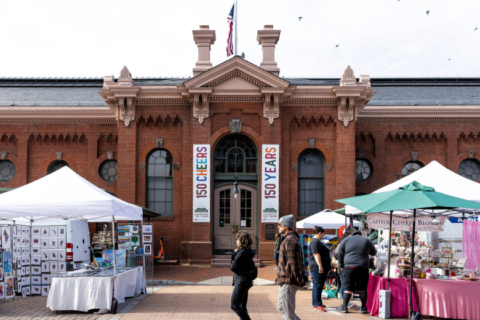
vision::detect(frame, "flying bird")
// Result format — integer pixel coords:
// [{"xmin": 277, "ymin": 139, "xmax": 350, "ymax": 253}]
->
[
  {"xmin": 426, "ymin": 10, "xmax": 430, "ymax": 15},
  {"xmin": 448, "ymin": 58, "xmax": 451, "ymax": 61},
  {"xmin": 475, "ymin": 26, "xmax": 478, "ymax": 31},
  {"xmin": 299, "ymin": 17, "xmax": 302, "ymax": 21},
  {"xmin": 335, "ymin": 45, "xmax": 339, "ymax": 49}
]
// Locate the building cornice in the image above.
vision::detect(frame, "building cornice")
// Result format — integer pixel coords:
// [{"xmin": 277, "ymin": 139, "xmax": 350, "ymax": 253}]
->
[
  {"xmin": 358, "ymin": 105, "xmax": 480, "ymax": 122},
  {"xmin": 0, "ymin": 106, "xmax": 115, "ymax": 121}
]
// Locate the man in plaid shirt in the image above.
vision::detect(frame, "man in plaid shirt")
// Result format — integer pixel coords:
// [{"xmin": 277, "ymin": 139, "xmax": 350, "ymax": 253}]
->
[{"xmin": 276, "ymin": 214, "xmax": 307, "ymax": 320}]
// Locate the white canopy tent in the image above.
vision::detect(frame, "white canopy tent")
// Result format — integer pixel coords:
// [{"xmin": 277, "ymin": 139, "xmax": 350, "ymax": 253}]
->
[
  {"xmin": 296, "ymin": 209, "xmax": 361, "ymax": 229},
  {"xmin": 0, "ymin": 166, "xmax": 142, "ymax": 222},
  {"xmin": 346, "ymin": 161, "xmax": 480, "ymax": 216}
]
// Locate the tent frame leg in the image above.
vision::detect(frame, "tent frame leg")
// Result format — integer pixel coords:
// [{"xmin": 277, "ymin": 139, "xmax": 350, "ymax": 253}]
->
[
  {"xmin": 409, "ymin": 209, "xmax": 417, "ymax": 317},
  {"xmin": 387, "ymin": 210, "xmax": 393, "ymax": 290}
]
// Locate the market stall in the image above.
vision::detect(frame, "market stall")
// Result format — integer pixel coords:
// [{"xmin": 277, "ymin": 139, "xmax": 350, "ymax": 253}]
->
[
  {"xmin": 0, "ymin": 167, "xmax": 145, "ymax": 312},
  {"xmin": 337, "ymin": 180, "xmax": 480, "ymax": 319}
]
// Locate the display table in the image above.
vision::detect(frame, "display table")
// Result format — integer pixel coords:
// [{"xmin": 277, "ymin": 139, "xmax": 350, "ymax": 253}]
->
[
  {"xmin": 47, "ymin": 267, "xmax": 143, "ymax": 312},
  {"xmin": 366, "ymin": 274, "xmax": 418, "ymax": 319},
  {"xmin": 414, "ymin": 279, "xmax": 480, "ymax": 320}
]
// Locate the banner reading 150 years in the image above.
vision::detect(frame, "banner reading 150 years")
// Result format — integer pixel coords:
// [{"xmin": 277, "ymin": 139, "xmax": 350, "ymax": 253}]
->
[
  {"xmin": 262, "ymin": 144, "xmax": 279, "ymax": 223},
  {"xmin": 193, "ymin": 145, "xmax": 210, "ymax": 222}
]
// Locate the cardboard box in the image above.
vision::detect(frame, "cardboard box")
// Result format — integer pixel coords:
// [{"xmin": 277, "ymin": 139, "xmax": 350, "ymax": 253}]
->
[{"xmin": 379, "ymin": 290, "xmax": 391, "ymax": 319}]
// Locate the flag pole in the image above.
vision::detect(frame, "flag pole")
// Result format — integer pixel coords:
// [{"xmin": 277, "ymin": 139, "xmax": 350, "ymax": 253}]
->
[{"xmin": 234, "ymin": 0, "xmax": 238, "ymax": 56}]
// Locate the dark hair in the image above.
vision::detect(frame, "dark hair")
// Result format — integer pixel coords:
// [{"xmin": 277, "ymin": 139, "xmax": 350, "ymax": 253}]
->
[
  {"xmin": 342, "ymin": 230, "xmax": 350, "ymax": 238},
  {"xmin": 236, "ymin": 231, "xmax": 253, "ymax": 249},
  {"xmin": 275, "ymin": 233, "xmax": 281, "ymax": 240},
  {"xmin": 314, "ymin": 226, "xmax": 325, "ymax": 234}
]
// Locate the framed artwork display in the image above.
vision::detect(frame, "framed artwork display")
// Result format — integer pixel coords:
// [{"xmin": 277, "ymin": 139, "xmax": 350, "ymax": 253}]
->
[
  {"xmin": 26, "ymin": 286, "xmax": 30, "ymax": 296},
  {"xmin": 143, "ymin": 235, "xmax": 152, "ymax": 243},
  {"xmin": 25, "ymin": 257, "xmax": 30, "ymax": 265},
  {"xmin": 31, "ymin": 285, "xmax": 41, "ymax": 295},
  {"xmin": 41, "ymin": 228, "xmax": 49, "ymax": 236},
  {"xmin": 42, "ymin": 274, "xmax": 50, "ymax": 285},
  {"xmin": 58, "ymin": 238, "xmax": 66, "ymax": 249},
  {"xmin": 41, "ymin": 239, "xmax": 49, "ymax": 249},
  {"xmin": 41, "ymin": 286, "xmax": 49, "ymax": 296},
  {"xmin": 25, "ymin": 266, "xmax": 30, "ymax": 276},
  {"xmin": 58, "ymin": 251, "xmax": 65, "ymax": 261},
  {"xmin": 50, "ymin": 238, "xmax": 58, "ymax": 249},
  {"xmin": 143, "ymin": 225, "xmax": 153, "ymax": 233},
  {"xmin": 50, "ymin": 227, "xmax": 58, "ymax": 237},
  {"xmin": 0, "ymin": 267, "xmax": 2, "ymax": 281},
  {"xmin": 16, "ymin": 226, "xmax": 22, "ymax": 236},
  {"xmin": 21, "ymin": 227, "xmax": 28, "ymax": 235},
  {"xmin": 50, "ymin": 262, "xmax": 58, "ymax": 273},
  {"xmin": 58, "ymin": 262, "xmax": 66, "ymax": 273},
  {"xmin": 50, "ymin": 250, "xmax": 58, "ymax": 261},
  {"xmin": 31, "ymin": 227, "xmax": 41, "ymax": 236},
  {"xmin": 3, "ymin": 251, "xmax": 12, "ymax": 273},
  {"xmin": 31, "ymin": 276, "xmax": 41, "ymax": 285},
  {"xmin": 443, "ymin": 247, "xmax": 453, "ymax": 258},
  {"xmin": 1, "ymin": 227, "xmax": 11, "ymax": 249},
  {"xmin": 31, "ymin": 256, "xmax": 41, "ymax": 265},
  {"xmin": 20, "ymin": 267, "xmax": 25, "ymax": 276},
  {"xmin": 22, "ymin": 287, "xmax": 26, "ymax": 298},
  {"xmin": 17, "ymin": 257, "xmax": 22, "ymax": 268},
  {"xmin": 5, "ymin": 276, "xmax": 14, "ymax": 299},
  {"xmin": 0, "ymin": 282, "xmax": 4, "ymax": 298},
  {"xmin": 58, "ymin": 227, "xmax": 66, "ymax": 237},
  {"xmin": 32, "ymin": 237, "xmax": 41, "ymax": 247},
  {"xmin": 25, "ymin": 237, "xmax": 30, "ymax": 247},
  {"xmin": 31, "ymin": 266, "xmax": 41, "ymax": 275},
  {"xmin": 144, "ymin": 244, "xmax": 152, "ymax": 255},
  {"xmin": 41, "ymin": 251, "xmax": 49, "ymax": 261},
  {"xmin": 12, "ymin": 227, "xmax": 16, "ymax": 236},
  {"xmin": 32, "ymin": 248, "xmax": 40, "ymax": 255},
  {"xmin": 17, "ymin": 282, "xmax": 21, "ymax": 294},
  {"xmin": 42, "ymin": 262, "xmax": 50, "ymax": 273}
]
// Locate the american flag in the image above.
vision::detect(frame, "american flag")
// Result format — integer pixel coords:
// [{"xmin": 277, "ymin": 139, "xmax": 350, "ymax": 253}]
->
[{"xmin": 226, "ymin": 4, "xmax": 235, "ymax": 56}]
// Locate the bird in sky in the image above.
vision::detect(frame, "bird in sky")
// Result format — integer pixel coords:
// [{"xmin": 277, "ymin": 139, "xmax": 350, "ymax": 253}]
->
[
  {"xmin": 299, "ymin": 17, "xmax": 302, "ymax": 21},
  {"xmin": 475, "ymin": 26, "xmax": 478, "ymax": 31},
  {"xmin": 335, "ymin": 45, "xmax": 339, "ymax": 49},
  {"xmin": 426, "ymin": 10, "xmax": 430, "ymax": 15},
  {"xmin": 448, "ymin": 58, "xmax": 451, "ymax": 61}
]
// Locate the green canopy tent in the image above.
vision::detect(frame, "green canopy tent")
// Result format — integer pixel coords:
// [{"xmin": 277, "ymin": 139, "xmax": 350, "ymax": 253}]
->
[{"xmin": 336, "ymin": 181, "xmax": 480, "ymax": 317}]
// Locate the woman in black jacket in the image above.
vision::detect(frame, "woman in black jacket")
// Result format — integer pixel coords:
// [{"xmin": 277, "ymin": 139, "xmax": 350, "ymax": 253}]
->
[{"xmin": 230, "ymin": 231, "xmax": 255, "ymax": 320}]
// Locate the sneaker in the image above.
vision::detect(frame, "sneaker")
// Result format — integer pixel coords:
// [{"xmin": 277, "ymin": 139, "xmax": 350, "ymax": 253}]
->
[
  {"xmin": 274, "ymin": 267, "xmax": 278, "ymax": 270},
  {"xmin": 314, "ymin": 306, "xmax": 327, "ymax": 312},
  {"xmin": 347, "ymin": 302, "xmax": 356, "ymax": 308},
  {"xmin": 359, "ymin": 307, "xmax": 368, "ymax": 314},
  {"xmin": 312, "ymin": 305, "xmax": 326, "ymax": 308},
  {"xmin": 336, "ymin": 306, "xmax": 349, "ymax": 313}
]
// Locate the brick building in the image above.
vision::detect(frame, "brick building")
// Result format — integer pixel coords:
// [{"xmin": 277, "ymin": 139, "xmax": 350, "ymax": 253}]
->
[{"xmin": 0, "ymin": 25, "xmax": 479, "ymax": 266}]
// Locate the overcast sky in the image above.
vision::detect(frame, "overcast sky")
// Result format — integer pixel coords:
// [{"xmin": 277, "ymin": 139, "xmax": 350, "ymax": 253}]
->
[{"xmin": 1, "ymin": 0, "xmax": 479, "ymax": 79}]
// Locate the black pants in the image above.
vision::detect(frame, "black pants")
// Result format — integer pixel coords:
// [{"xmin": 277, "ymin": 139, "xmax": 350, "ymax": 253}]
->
[{"xmin": 231, "ymin": 285, "xmax": 251, "ymax": 320}]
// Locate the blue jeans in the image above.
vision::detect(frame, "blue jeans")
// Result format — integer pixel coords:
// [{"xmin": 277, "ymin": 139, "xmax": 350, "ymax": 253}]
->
[
  {"xmin": 339, "ymin": 273, "xmax": 344, "ymax": 298},
  {"xmin": 311, "ymin": 269, "xmax": 328, "ymax": 307}
]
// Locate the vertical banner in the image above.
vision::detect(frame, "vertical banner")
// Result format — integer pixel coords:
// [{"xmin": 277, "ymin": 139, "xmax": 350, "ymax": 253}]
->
[
  {"xmin": 193, "ymin": 144, "xmax": 211, "ymax": 222},
  {"xmin": 262, "ymin": 144, "xmax": 279, "ymax": 223}
]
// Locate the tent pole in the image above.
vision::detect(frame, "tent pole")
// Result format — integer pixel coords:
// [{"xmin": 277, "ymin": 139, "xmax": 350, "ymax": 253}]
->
[
  {"xmin": 387, "ymin": 210, "xmax": 393, "ymax": 290},
  {"xmin": 409, "ymin": 209, "xmax": 417, "ymax": 317},
  {"xmin": 112, "ymin": 215, "xmax": 116, "ymax": 275},
  {"xmin": 140, "ymin": 217, "xmax": 146, "ymax": 293}
]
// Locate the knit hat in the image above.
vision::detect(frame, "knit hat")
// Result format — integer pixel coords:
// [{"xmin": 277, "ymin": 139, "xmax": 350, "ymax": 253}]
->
[
  {"xmin": 278, "ymin": 214, "xmax": 295, "ymax": 230},
  {"xmin": 352, "ymin": 230, "xmax": 362, "ymax": 236}
]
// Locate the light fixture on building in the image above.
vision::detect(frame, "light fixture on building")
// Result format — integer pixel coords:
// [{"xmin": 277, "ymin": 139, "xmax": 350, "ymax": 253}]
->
[
  {"xmin": 431, "ymin": 214, "xmax": 440, "ymax": 226},
  {"xmin": 233, "ymin": 177, "xmax": 239, "ymax": 199}
]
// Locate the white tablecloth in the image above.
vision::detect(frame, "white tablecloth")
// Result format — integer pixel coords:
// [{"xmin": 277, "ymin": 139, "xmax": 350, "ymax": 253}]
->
[{"xmin": 47, "ymin": 267, "xmax": 143, "ymax": 312}]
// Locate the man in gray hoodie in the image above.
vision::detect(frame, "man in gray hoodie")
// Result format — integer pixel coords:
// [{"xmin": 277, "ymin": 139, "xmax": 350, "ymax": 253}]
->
[{"xmin": 336, "ymin": 230, "xmax": 377, "ymax": 314}]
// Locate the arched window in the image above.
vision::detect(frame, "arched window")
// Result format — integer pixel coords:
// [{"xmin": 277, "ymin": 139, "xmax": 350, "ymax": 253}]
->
[
  {"xmin": 401, "ymin": 161, "xmax": 424, "ymax": 177},
  {"xmin": 214, "ymin": 134, "xmax": 257, "ymax": 174},
  {"xmin": 48, "ymin": 160, "xmax": 69, "ymax": 174},
  {"xmin": 99, "ymin": 160, "xmax": 118, "ymax": 182},
  {"xmin": 147, "ymin": 149, "xmax": 173, "ymax": 216},
  {"xmin": 355, "ymin": 159, "xmax": 373, "ymax": 182},
  {"xmin": 459, "ymin": 159, "xmax": 480, "ymax": 181},
  {"xmin": 298, "ymin": 149, "xmax": 324, "ymax": 217}
]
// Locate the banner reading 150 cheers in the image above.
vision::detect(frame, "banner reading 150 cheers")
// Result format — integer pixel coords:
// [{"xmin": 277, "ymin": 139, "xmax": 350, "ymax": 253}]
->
[
  {"xmin": 193, "ymin": 145, "xmax": 210, "ymax": 223},
  {"xmin": 262, "ymin": 144, "xmax": 279, "ymax": 223}
]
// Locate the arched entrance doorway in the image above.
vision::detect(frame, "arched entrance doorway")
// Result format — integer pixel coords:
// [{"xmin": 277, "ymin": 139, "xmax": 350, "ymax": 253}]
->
[{"xmin": 213, "ymin": 134, "xmax": 258, "ymax": 255}]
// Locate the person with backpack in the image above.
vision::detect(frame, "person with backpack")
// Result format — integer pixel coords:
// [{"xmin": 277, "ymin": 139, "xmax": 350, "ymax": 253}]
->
[
  {"xmin": 276, "ymin": 214, "xmax": 307, "ymax": 320},
  {"xmin": 274, "ymin": 233, "xmax": 283, "ymax": 270},
  {"xmin": 230, "ymin": 231, "xmax": 256, "ymax": 320}
]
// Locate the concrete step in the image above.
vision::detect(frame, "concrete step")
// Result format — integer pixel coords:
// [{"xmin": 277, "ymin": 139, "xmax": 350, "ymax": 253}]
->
[{"xmin": 211, "ymin": 255, "xmax": 261, "ymax": 268}]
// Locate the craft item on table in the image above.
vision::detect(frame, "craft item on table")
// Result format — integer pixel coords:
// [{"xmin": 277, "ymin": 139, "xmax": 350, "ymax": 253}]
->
[
  {"xmin": 443, "ymin": 247, "xmax": 453, "ymax": 258},
  {"xmin": 1, "ymin": 227, "xmax": 11, "ymax": 249},
  {"xmin": 0, "ymin": 282, "xmax": 4, "ymax": 299},
  {"xmin": 103, "ymin": 250, "xmax": 126, "ymax": 267},
  {"xmin": 31, "ymin": 286, "xmax": 41, "ymax": 295},
  {"xmin": 58, "ymin": 227, "xmax": 66, "ymax": 237},
  {"xmin": 41, "ymin": 239, "xmax": 49, "ymax": 249},
  {"xmin": 58, "ymin": 251, "xmax": 65, "ymax": 261},
  {"xmin": 4, "ymin": 276, "xmax": 13, "ymax": 299},
  {"xmin": 31, "ymin": 227, "xmax": 41, "ymax": 236},
  {"xmin": 31, "ymin": 266, "xmax": 41, "ymax": 275},
  {"xmin": 31, "ymin": 276, "xmax": 41, "ymax": 284},
  {"xmin": 50, "ymin": 262, "xmax": 58, "ymax": 273},
  {"xmin": 41, "ymin": 251, "xmax": 49, "ymax": 261},
  {"xmin": 130, "ymin": 235, "xmax": 140, "ymax": 247},
  {"xmin": 41, "ymin": 286, "xmax": 49, "ymax": 296},
  {"xmin": 58, "ymin": 238, "xmax": 66, "ymax": 249},
  {"xmin": 42, "ymin": 274, "xmax": 50, "ymax": 285},
  {"xmin": 42, "ymin": 262, "xmax": 50, "ymax": 273},
  {"xmin": 143, "ymin": 235, "xmax": 152, "ymax": 243},
  {"xmin": 58, "ymin": 262, "xmax": 66, "ymax": 273},
  {"xmin": 26, "ymin": 286, "xmax": 30, "ymax": 296},
  {"xmin": 49, "ymin": 227, "xmax": 57, "ymax": 237},
  {"xmin": 32, "ymin": 248, "xmax": 40, "ymax": 255},
  {"xmin": 50, "ymin": 238, "xmax": 58, "ymax": 249},
  {"xmin": 41, "ymin": 228, "xmax": 49, "ymax": 236},
  {"xmin": 50, "ymin": 250, "xmax": 58, "ymax": 261},
  {"xmin": 143, "ymin": 224, "xmax": 153, "ymax": 233},
  {"xmin": 33, "ymin": 237, "xmax": 42, "ymax": 247},
  {"xmin": 22, "ymin": 287, "xmax": 26, "ymax": 298},
  {"xmin": 3, "ymin": 251, "xmax": 11, "ymax": 273},
  {"xmin": 136, "ymin": 248, "xmax": 144, "ymax": 255},
  {"xmin": 456, "ymin": 258, "xmax": 468, "ymax": 268},
  {"xmin": 144, "ymin": 244, "xmax": 152, "ymax": 255}
]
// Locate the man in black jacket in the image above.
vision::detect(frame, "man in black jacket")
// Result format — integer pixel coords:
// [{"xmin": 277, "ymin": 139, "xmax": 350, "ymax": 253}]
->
[{"xmin": 336, "ymin": 230, "xmax": 377, "ymax": 314}]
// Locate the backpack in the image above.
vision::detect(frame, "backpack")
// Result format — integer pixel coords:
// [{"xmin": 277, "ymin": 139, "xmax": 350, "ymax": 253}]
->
[{"xmin": 248, "ymin": 260, "xmax": 258, "ymax": 280}]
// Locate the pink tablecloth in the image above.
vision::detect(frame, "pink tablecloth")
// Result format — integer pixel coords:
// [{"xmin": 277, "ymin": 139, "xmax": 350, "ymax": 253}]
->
[
  {"xmin": 414, "ymin": 279, "xmax": 480, "ymax": 320},
  {"xmin": 367, "ymin": 274, "xmax": 418, "ymax": 318}
]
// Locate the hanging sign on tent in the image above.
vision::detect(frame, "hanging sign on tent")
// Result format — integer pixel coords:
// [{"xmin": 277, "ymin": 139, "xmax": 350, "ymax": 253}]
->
[
  {"xmin": 193, "ymin": 145, "xmax": 211, "ymax": 223},
  {"xmin": 366, "ymin": 213, "xmax": 446, "ymax": 232},
  {"xmin": 262, "ymin": 145, "xmax": 279, "ymax": 223}
]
